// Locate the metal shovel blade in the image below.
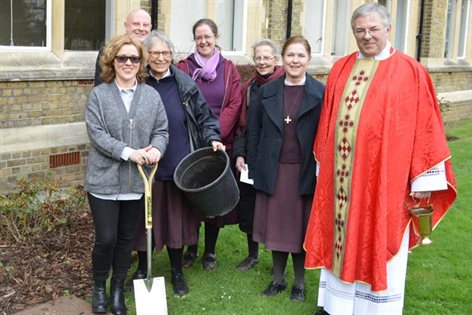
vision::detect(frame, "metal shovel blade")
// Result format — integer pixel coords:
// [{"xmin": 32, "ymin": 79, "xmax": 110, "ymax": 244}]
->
[{"xmin": 133, "ymin": 276, "xmax": 167, "ymax": 315}]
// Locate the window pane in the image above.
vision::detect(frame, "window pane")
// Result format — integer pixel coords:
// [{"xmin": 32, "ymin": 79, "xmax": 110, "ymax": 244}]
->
[
  {"xmin": 394, "ymin": 0, "xmax": 408, "ymax": 52},
  {"xmin": 458, "ymin": 0, "xmax": 470, "ymax": 57},
  {"xmin": 332, "ymin": 1, "xmax": 350, "ymax": 56},
  {"xmin": 444, "ymin": 0, "xmax": 456, "ymax": 58},
  {"xmin": 65, "ymin": 0, "xmax": 105, "ymax": 50},
  {"xmin": 304, "ymin": 0, "xmax": 325, "ymax": 54},
  {"xmin": 0, "ymin": 0, "xmax": 47, "ymax": 47},
  {"xmin": 169, "ymin": 0, "xmax": 243, "ymax": 53}
]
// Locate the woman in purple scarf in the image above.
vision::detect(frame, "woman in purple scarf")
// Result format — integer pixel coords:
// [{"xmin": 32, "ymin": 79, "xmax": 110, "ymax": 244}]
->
[{"xmin": 178, "ymin": 18, "xmax": 242, "ymax": 271}]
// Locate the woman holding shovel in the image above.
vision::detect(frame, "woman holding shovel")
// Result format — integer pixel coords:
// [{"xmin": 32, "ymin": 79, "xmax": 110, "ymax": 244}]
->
[
  {"xmin": 129, "ymin": 31, "xmax": 224, "ymax": 297},
  {"xmin": 85, "ymin": 34, "xmax": 168, "ymax": 315}
]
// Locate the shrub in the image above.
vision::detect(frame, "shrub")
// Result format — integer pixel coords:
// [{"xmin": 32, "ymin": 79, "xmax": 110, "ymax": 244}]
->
[{"xmin": 0, "ymin": 175, "xmax": 86, "ymax": 244}]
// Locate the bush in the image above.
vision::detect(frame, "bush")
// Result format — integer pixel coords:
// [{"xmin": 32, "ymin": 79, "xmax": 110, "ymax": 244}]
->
[{"xmin": 0, "ymin": 175, "xmax": 86, "ymax": 244}]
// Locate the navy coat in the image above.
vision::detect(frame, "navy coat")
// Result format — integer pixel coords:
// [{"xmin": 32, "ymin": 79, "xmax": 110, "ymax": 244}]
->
[{"xmin": 246, "ymin": 74, "xmax": 324, "ymax": 195}]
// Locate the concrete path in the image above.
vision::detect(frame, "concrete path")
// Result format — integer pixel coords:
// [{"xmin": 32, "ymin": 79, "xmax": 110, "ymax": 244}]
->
[{"xmin": 12, "ymin": 295, "xmax": 112, "ymax": 315}]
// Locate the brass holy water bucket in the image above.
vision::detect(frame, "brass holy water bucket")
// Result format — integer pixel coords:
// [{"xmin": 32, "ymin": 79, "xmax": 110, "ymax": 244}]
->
[{"xmin": 410, "ymin": 204, "xmax": 434, "ymax": 246}]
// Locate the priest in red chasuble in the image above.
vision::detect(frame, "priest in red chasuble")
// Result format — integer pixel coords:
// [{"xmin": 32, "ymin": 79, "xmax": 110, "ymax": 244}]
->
[{"xmin": 304, "ymin": 3, "xmax": 457, "ymax": 315}]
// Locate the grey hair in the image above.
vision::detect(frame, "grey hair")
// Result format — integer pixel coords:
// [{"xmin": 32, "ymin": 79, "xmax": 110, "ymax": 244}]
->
[
  {"xmin": 351, "ymin": 3, "xmax": 391, "ymax": 29},
  {"xmin": 252, "ymin": 39, "xmax": 280, "ymax": 59},
  {"xmin": 143, "ymin": 30, "xmax": 175, "ymax": 58}
]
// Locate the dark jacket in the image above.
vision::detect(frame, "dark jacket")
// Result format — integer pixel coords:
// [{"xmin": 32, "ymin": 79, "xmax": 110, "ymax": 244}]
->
[
  {"xmin": 246, "ymin": 74, "xmax": 324, "ymax": 195},
  {"xmin": 94, "ymin": 47, "xmax": 104, "ymax": 86},
  {"xmin": 170, "ymin": 64, "xmax": 221, "ymax": 149}
]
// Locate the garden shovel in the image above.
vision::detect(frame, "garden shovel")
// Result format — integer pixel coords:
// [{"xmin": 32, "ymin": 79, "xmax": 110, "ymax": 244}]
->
[{"xmin": 134, "ymin": 163, "xmax": 167, "ymax": 315}]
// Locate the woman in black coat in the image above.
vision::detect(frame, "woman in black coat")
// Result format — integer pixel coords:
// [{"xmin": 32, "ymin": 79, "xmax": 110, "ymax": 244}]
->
[{"xmin": 246, "ymin": 36, "xmax": 324, "ymax": 302}]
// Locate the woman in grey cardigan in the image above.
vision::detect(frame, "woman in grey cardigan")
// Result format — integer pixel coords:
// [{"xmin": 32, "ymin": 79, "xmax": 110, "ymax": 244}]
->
[{"xmin": 85, "ymin": 34, "xmax": 168, "ymax": 315}]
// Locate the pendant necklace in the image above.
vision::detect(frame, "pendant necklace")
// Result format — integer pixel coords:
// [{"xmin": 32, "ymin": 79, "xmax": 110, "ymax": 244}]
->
[{"xmin": 283, "ymin": 87, "xmax": 304, "ymax": 124}]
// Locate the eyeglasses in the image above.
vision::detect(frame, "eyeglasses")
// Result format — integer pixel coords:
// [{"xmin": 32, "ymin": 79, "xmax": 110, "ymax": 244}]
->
[
  {"xmin": 115, "ymin": 55, "xmax": 140, "ymax": 64},
  {"xmin": 354, "ymin": 26, "xmax": 385, "ymax": 37},
  {"xmin": 194, "ymin": 35, "xmax": 214, "ymax": 42},
  {"xmin": 253, "ymin": 56, "xmax": 275, "ymax": 63},
  {"xmin": 149, "ymin": 50, "xmax": 172, "ymax": 58}
]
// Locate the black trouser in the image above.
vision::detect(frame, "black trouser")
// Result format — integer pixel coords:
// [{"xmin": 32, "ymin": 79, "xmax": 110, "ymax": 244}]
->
[{"xmin": 88, "ymin": 193, "xmax": 143, "ymax": 281}]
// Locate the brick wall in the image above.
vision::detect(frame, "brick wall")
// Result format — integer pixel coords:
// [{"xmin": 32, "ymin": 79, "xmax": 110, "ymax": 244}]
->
[
  {"xmin": 442, "ymin": 100, "xmax": 472, "ymax": 122},
  {"xmin": 1, "ymin": 144, "xmax": 90, "ymax": 194},
  {"xmin": 429, "ymin": 70, "xmax": 472, "ymax": 93},
  {"xmin": 0, "ymin": 80, "xmax": 92, "ymax": 129},
  {"xmin": 267, "ymin": 0, "xmax": 288, "ymax": 49},
  {"xmin": 0, "ymin": 80, "xmax": 93, "ymax": 194},
  {"xmin": 421, "ymin": 0, "xmax": 447, "ymax": 59}
]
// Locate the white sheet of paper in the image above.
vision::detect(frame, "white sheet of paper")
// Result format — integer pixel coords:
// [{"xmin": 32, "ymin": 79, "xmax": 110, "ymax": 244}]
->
[
  {"xmin": 411, "ymin": 163, "xmax": 447, "ymax": 192},
  {"xmin": 240, "ymin": 164, "xmax": 254, "ymax": 185},
  {"xmin": 134, "ymin": 277, "xmax": 168, "ymax": 315}
]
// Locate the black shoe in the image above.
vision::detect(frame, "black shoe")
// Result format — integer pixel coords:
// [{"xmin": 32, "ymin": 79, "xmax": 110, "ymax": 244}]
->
[
  {"xmin": 236, "ymin": 256, "xmax": 259, "ymax": 271},
  {"xmin": 262, "ymin": 280, "xmax": 287, "ymax": 297},
  {"xmin": 182, "ymin": 250, "xmax": 198, "ymax": 268},
  {"xmin": 171, "ymin": 269, "xmax": 189, "ymax": 297},
  {"xmin": 92, "ymin": 280, "xmax": 107, "ymax": 313},
  {"xmin": 290, "ymin": 285, "xmax": 305, "ymax": 302},
  {"xmin": 124, "ymin": 268, "xmax": 146, "ymax": 292},
  {"xmin": 110, "ymin": 278, "xmax": 127, "ymax": 315},
  {"xmin": 202, "ymin": 253, "xmax": 217, "ymax": 271},
  {"xmin": 314, "ymin": 308, "xmax": 329, "ymax": 315}
]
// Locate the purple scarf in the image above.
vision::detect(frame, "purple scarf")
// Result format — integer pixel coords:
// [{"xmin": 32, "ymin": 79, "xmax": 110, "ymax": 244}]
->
[{"xmin": 192, "ymin": 48, "xmax": 220, "ymax": 82}]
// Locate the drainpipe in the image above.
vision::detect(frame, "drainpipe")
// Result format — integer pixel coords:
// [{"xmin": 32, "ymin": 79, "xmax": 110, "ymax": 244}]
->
[
  {"xmin": 151, "ymin": 0, "xmax": 158, "ymax": 30},
  {"xmin": 416, "ymin": 0, "xmax": 425, "ymax": 61},
  {"xmin": 286, "ymin": 0, "xmax": 293, "ymax": 39}
]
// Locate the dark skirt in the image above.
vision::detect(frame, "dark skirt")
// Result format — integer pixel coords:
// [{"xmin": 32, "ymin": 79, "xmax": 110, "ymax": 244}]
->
[
  {"xmin": 253, "ymin": 163, "xmax": 313, "ymax": 253},
  {"xmin": 134, "ymin": 180, "xmax": 200, "ymax": 251},
  {"xmin": 236, "ymin": 181, "xmax": 257, "ymax": 234}
]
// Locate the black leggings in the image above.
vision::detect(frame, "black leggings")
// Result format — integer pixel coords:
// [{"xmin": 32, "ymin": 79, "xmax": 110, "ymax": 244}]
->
[{"xmin": 88, "ymin": 193, "xmax": 143, "ymax": 281}]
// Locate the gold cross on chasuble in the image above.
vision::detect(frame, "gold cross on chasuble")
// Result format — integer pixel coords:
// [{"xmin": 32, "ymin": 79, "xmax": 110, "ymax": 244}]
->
[{"xmin": 331, "ymin": 60, "xmax": 379, "ymax": 277}]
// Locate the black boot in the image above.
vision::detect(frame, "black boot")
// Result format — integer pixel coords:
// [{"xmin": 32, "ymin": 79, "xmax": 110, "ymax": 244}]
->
[
  {"xmin": 171, "ymin": 268, "xmax": 189, "ymax": 297},
  {"xmin": 110, "ymin": 278, "xmax": 127, "ymax": 315},
  {"xmin": 92, "ymin": 280, "xmax": 107, "ymax": 313}
]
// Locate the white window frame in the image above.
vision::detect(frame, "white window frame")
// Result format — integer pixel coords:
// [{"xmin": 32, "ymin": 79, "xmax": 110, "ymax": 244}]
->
[{"xmin": 0, "ymin": 0, "xmax": 52, "ymax": 51}]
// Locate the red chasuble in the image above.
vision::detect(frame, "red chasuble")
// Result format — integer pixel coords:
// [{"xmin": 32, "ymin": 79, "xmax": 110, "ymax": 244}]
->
[{"xmin": 304, "ymin": 51, "xmax": 457, "ymax": 291}]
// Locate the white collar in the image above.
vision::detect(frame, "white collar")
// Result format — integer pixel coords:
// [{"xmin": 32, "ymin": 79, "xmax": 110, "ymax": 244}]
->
[
  {"xmin": 150, "ymin": 67, "xmax": 171, "ymax": 80},
  {"xmin": 357, "ymin": 41, "xmax": 395, "ymax": 60},
  {"xmin": 115, "ymin": 80, "xmax": 137, "ymax": 92},
  {"xmin": 284, "ymin": 76, "xmax": 306, "ymax": 86}
]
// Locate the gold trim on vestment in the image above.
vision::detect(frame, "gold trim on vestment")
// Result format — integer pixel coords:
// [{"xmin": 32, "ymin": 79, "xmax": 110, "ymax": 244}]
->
[{"xmin": 332, "ymin": 60, "xmax": 380, "ymax": 276}]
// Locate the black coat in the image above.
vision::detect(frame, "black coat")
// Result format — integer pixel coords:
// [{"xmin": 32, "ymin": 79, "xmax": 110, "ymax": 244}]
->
[
  {"xmin": 246, "ymin": 74, "xmax": 324, "ymax": 195},
  {"xmin": 170, "ymin": 64, "xmax": 221, "ymax": 150}
]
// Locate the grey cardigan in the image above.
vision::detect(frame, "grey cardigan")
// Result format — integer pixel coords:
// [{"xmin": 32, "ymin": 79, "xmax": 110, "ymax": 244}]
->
[{"xmin": 84, "ymin": 82, "xmax": 169, "ymax": 194}]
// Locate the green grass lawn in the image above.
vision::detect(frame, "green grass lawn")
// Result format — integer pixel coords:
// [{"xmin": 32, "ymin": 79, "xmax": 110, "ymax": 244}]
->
[{"xmin": 124, "ymin": 119, "xmax": 472, "ymax": 315}]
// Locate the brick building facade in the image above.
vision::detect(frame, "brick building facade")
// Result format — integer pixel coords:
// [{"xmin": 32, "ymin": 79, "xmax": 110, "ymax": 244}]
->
[{"xmin": 0, "ymin": 0, "xmax": 471, "ymax": 193}]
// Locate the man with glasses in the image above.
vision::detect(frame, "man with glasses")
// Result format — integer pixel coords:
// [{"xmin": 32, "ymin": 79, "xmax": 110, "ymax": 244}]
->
[
  {"xmin": 304, "ymin": 3, "xmax": 456, "ymax": 315},
  {"xmin": 94, "ymin": 9, "xmax": 152, "ymax": 86}
]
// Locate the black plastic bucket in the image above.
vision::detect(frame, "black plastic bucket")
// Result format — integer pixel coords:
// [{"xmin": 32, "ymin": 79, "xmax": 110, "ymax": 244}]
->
[{"xmin": 173, "ymin": 147, "xmax": 240, "ymax": 217}]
